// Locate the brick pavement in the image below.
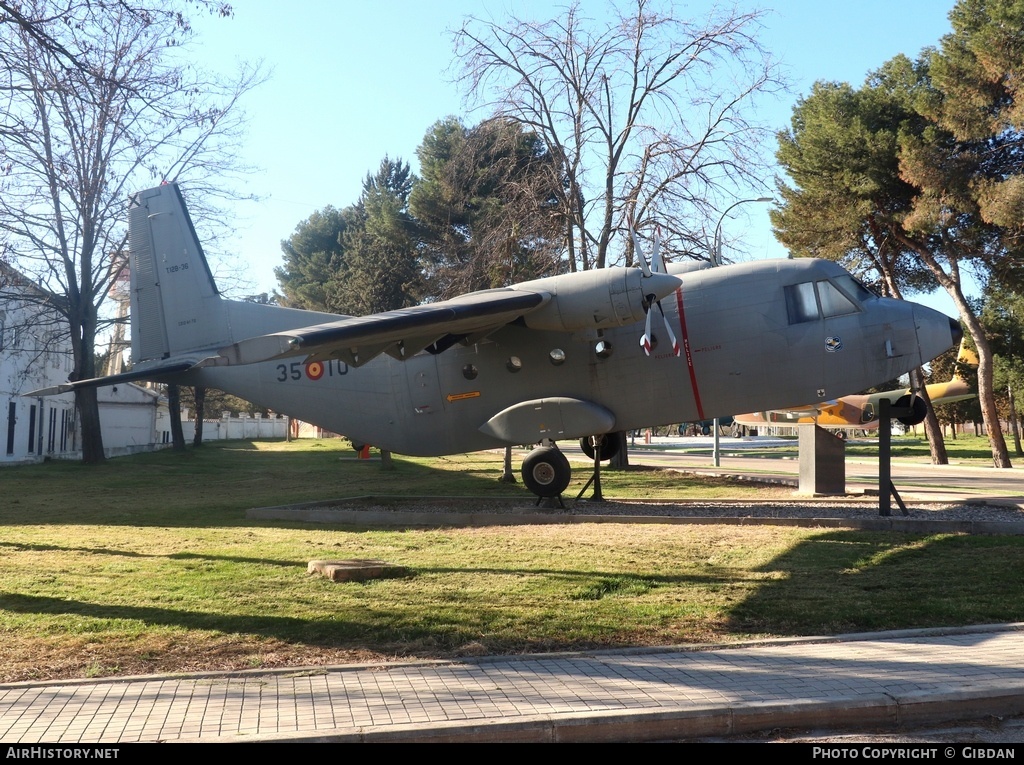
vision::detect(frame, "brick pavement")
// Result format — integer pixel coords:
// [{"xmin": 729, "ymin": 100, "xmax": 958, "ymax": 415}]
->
[{"xmin": 2, "ymin": 625, "xmax": 1023, "ymax": 743}]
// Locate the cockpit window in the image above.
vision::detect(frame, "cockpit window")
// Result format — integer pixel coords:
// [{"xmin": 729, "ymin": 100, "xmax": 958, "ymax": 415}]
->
[
  {"xmin": 817, "ymin": 280, "xmax": 858, "ymax": 317},
  {"xmin": 785, "ymin": 282, "xmax": 819, "ymax": 323},
  {"xmin": 834, "ymin": 274, "xmax": 877, "ymax": 302},
  {"xmin": 785, "ymin": 278, "xmax": 862, "ymax": 324}
]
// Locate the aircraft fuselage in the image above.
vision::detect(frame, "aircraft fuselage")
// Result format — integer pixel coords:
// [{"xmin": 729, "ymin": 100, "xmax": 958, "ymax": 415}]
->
[{"xmin": 178, "ymin": 258, "xmax": 958, "ymax": 456}]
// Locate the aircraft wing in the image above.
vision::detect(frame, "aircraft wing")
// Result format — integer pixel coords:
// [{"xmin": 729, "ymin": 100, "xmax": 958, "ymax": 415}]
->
[{"xmin": 217, "ymin": 289, "xmax": 550, "ymax": 368}]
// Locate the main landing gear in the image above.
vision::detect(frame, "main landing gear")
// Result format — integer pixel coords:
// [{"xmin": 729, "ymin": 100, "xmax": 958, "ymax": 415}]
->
[
  {"xmin": 579, "ymin": 433, "xmax": 621, "ymax": 462},
  {"xmin": 520, "ymin": 432, "xmax": 624, "ymax": 502},
  {"xmin": 521, "ymin": 446, "xmax": 571, "ymax": 498}
]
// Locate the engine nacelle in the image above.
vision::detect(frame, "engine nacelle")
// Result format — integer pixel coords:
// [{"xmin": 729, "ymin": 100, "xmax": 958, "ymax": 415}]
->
[
  {"xmin": 511, "ymin": 267, "xmax": 681, "ymax": 333},
  {"xmin": 895, "ymin": 394, "xmax": 929, "ymax": 426}
]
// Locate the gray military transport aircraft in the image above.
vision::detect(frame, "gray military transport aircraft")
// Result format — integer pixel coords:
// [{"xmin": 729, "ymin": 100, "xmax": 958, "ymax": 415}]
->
[{"xmin": 35, "ymin": 183, "xmax": 962, "ymax": 497}]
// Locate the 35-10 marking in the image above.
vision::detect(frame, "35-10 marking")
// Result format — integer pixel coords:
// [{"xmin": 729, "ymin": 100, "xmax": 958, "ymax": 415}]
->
[{"xmin": 276, "ymin": 359, "xmax": 348, "ymax": 382}]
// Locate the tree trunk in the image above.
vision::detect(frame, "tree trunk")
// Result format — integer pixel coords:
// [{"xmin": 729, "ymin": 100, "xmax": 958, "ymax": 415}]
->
[
  {"xmin": 380, "ymin": 448, "xmax": 394, "ymax": 470},
  {"xmin": 70, "ymin": 311, "xmax": 105, "ymax": 464},
  {"xmin": 897, "ymin": 239, "xmax": 1011, "ymax": 467},
  {"xmin": 75, "ymin": 387, "xmax": 105, "ymax": 464},
  {"xmin": 167, "ymin": 384, "xmax": 186, "ymax": 452},
  {"xmin": 910, "ymin": 367, "xmax": 947, "ymax": 465},
  {"xmin": 192, "ymin": 387, "xmax": 206, "ymax": 447},
  {"xmin": 609, "ymin": 431, "xmax": 629, "ymax": 469},
  {"xmin": 971, "ymin": 326, "xmax": 1011, "ymax": 466},
  {"xmin": 1010, "ymin": 384, "xmax": 1023, "ymax": 457}
]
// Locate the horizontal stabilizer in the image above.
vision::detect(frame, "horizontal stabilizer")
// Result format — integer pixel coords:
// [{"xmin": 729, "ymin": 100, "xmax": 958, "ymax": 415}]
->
[{"xmin": 25, "ymin": 361, "xmax": 201, "ymax": 397}]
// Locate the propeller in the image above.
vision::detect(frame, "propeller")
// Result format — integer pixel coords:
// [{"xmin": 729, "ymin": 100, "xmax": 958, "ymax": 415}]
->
[{"xmin": 630, "ymin": 218, "xmax": 680, "ymax": 358}]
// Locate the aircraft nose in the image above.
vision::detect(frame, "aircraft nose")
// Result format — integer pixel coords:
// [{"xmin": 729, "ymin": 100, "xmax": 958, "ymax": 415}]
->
[
  {"xmin": 949, "ymin": 316, "xmax": 963, "ymax": 347},
  {"xmin": 913, "ymin": 303, "xmax": 961, "ymax": 364}
]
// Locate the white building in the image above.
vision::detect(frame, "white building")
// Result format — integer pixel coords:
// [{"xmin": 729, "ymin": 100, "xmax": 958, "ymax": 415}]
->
[
  {"xmin": 0, "ymin": 263, "xmax": 78, "ymax": 463},
  {"xmin": 98, "ymin": 382, "xmax": 166, "ymax": 456},
  {"xmin": 0, "ymin": 263, "xmax": 167, "ymax": 463}
]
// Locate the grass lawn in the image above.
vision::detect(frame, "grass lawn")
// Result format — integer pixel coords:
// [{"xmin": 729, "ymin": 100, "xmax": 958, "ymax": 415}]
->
[
  {"xmin": 843, "ymin": 434, "xmax": 1014, "ymax": 462},
  {"xmin": 1, "ymin": 439, "xmax": 1022, "ymax": 682},
  {"xmin": 675, "ymin": 434, "xmax": 1012, "ymax": 465}
]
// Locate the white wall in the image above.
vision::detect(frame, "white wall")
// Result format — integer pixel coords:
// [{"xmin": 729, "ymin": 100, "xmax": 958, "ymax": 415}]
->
[
  {"xmin": 0, "ymin": 277, "xmax": 78, "ymax": 463},
  {"xmin": 181, "ymin": 412, "xmax": 290, "ymax": 442}
]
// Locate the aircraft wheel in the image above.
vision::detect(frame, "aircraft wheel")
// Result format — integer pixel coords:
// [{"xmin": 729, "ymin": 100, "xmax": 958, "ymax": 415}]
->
[
  {"xmin": 522, "ymin": 447, "xmax": 571, "ymax": 497},
  {"xmin": 895, "ymin": 395, "xmax": 928, "ymax": 426},
  {"xmin": 700, "ymin": 424, "xmax": 711, "ymax": 436},
  {"xmin": 579, "ymin": 433, "xmax": 622, "ymax": 461}
]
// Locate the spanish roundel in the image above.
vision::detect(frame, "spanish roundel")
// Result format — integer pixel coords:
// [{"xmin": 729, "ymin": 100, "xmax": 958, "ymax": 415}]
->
[{"xmin": 305, "ymin": 361, "xmax": 324, "ymax": 380}]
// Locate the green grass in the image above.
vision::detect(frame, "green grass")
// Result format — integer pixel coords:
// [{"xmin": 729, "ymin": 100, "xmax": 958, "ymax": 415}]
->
[
  {"xmin": 674, "ymin": 434, "xmax": 1008, "ymax": 464},
  {"xmin": 0, "ymin": 439, "xmax": 785, "ymax": 527},
  {"xmin": 0, "ymin": 439, "xmax": 1022, "ymax": 682},
  {"xmin": 842, "ymin": 434, "xmax": 1010, "ymax": 463}
]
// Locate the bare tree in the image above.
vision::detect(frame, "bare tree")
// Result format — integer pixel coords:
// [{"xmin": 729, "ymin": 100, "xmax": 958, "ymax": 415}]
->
[
  {"xmin": 0, "ymin": 1, "xmax": 260, "ymax": 463},
  {"xmin": 0, "ymin": 2, "xmax": 233, "ymax": 82},
  {"xmin": 453, "ymin": 0, "xmax": 781, "ymax": 271}
]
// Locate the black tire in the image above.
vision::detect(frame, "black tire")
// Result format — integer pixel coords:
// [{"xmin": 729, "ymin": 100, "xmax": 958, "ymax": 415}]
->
[
  {"xmin": 522, "ymin": 447, "xmax": 572, "ymax": 497},
  {"xmin": 894, "ymin": 395, "xmax": 928, "ymax": 426},
  {"xmin": 579, "ymin": 433, "xmax": 622, "ymax": 461},
  {"xmin": 700, "ymin": 424, "xmax": 711, "ymax": 436}
]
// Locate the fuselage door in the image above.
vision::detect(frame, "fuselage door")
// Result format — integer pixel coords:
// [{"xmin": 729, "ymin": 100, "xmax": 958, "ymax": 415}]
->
[{"xmin": 404, "ymin": 352, "xmax": 446, "ymax": 417}]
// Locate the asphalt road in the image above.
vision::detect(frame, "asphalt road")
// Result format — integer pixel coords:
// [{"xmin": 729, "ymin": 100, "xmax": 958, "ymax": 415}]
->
[{"xmin": 559, "ymin": 436, "xmax": 1024, "ymax": 506}]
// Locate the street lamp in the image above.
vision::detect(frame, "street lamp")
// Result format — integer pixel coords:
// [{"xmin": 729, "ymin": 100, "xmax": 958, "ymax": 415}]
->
[
  {"xmin": 710, "ymin": 196, "xmax": 773, "ymax": 467},
  {"xmin": 711, "ymin": 196, "xmax": 774, "ymax": 267}
]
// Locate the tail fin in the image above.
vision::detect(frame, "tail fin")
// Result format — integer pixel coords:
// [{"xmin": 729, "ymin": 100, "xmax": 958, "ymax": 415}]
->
[
  {"xmin": 129, "ymin": 183, "xmax": 230, "ymax": 362},
  {"xmin": 953, "ymin": 337, "xmax": 979, "ymax": 380}
]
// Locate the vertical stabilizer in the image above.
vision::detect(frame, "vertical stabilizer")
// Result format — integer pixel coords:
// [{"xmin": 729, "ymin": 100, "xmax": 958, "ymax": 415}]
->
[
  {"xmin": 954, "ymin": 337, "xmax": 979, "ymax": 377},
  {"xmin": 129, "ymin": 183, "xmax": 230, "ymax": 362}
]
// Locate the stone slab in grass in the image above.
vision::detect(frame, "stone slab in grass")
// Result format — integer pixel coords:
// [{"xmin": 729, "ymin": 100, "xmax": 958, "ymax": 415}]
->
[{"xmin": 308, "ymin": 559, "xmax": 411, "ymax": 582}]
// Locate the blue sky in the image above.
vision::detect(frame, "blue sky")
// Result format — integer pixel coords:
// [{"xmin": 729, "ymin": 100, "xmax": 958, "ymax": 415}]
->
[{"xmin": 187, "ymin": 0, "xmax": 961, "ymax": 310}]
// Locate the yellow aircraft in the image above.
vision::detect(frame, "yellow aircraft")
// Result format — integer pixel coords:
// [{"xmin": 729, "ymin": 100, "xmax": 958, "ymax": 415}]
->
[{"xmin": 733, "ymin": 341, "xmax": 976, "ymax": 431}]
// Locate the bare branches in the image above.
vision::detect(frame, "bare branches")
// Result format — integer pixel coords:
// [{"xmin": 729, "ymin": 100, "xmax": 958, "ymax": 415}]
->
[
  {"xmin": 0, "ymin": 0, "xmax": 259, "ymax": 461},
  {"xmin": 452, "ymin": 0, "xmax": 782, "ymax": 270}
]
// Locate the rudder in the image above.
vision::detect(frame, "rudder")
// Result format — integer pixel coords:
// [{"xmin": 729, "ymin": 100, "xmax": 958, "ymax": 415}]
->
[{"xmin": 129, "ymin": 183, "xmax": 230, "ymax": 362}]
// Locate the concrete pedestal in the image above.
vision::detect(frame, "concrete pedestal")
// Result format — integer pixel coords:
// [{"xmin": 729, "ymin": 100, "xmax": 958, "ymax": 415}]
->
[{"xmin": 798, "ymin": 424, "xmax": 846, "ymax": 495}]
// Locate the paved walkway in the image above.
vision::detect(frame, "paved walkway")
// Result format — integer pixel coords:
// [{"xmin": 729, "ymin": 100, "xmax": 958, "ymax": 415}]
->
[{"xmin": 2, "ymin": 625, "xmax": 1023, "ymax": 743}]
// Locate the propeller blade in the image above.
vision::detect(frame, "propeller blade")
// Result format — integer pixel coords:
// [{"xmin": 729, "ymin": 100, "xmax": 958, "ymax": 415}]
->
[
  {"xmin": 640, "ymin": 307, "xmax": 654, "ymax": 356},
  {"xmin": 651, "ymin": 225, "xmax": 666, "ymax": 274},
  {"xmin": 630, "ymin": 228, "xmax": 653, "ymax": 278},
  {"xmin": 657, "ymin": 301, "xmax": 681, "ymax": 356},
  {"xmin": 630, "ymin": 215, "xmax": 678, "ymax": 357}
]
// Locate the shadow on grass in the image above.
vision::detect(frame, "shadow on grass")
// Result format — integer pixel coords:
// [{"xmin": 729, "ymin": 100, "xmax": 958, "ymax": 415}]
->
[
  {"xmin": 0, "ymin": 592, "xmax": 353, "ymax": 644},
  {"xmin": 0, "ymin": 440, "xmax": 529, "ymax": 528},
  {"xmin": 5, "ymin": 529, "xmax": 1024, "ymax": 662},
  {"xmin": 0, "ymin": 540, "xmax": 303, "ymax": 568},
  {"xmin": 725, "ymin": 530, "xmax": 1024, "ymax": 636},
  {"xmin": 0, "ymin": 557, "xmax": 742, "ymax": 653}
]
